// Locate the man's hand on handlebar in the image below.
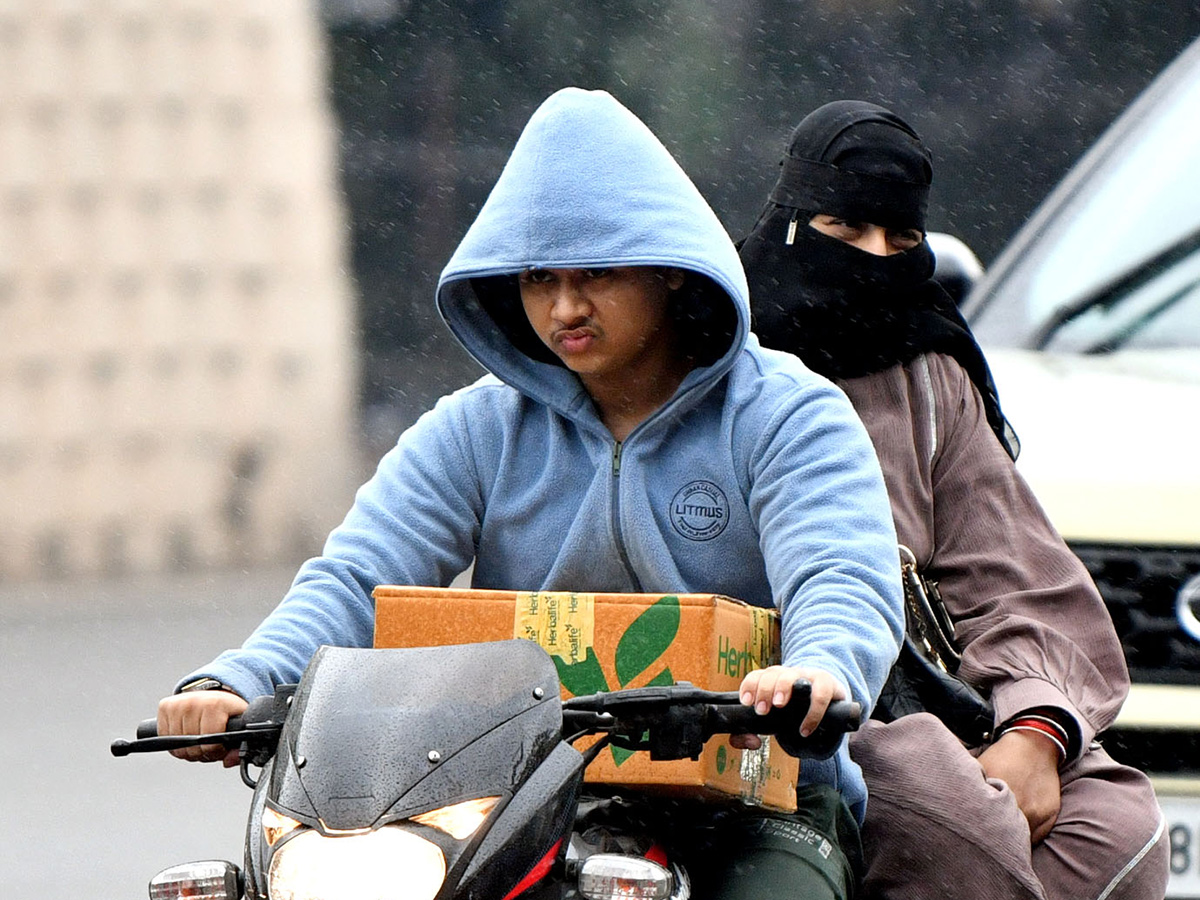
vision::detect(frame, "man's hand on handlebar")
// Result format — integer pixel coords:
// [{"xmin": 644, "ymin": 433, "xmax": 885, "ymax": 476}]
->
[
  {"xmin": 730, "ymin": 665, "xmax": 847, "ymax": 751},
  {"xmin": 157, "ymin": 690, "xmax": 249, "ymax": 766}
]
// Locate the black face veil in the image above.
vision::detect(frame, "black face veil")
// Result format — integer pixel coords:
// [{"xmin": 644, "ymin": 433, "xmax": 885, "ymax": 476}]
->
[{"xmin": 739, "ymin": 100, "xmax": 1019, "ymax": 459}]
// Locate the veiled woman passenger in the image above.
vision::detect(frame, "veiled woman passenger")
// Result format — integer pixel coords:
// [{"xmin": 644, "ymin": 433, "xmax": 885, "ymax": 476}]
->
[{"xmin": 739, "ymin": 99, "xmax": 1169, "ymax": 900}]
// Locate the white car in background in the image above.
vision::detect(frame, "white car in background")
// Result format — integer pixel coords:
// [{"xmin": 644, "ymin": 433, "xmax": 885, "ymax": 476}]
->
[{"xmin": 948, "ymin": 33, "xmax": 1200, "ymax": 899}]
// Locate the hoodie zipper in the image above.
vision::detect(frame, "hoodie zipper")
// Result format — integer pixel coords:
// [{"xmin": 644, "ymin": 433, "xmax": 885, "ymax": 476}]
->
[{"xmin": 609, "ymin": 440, "xmax": 644, "ymax": 591}]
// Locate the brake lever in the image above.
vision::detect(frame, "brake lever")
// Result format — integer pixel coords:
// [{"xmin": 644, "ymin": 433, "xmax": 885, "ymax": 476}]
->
[
  {"xmin": 110, "ymin": 724, "xmax": 284, "ymax": 757},
  {"xmin": 110, "ymin": 685, "xmax": 296, "ymax": 759}
]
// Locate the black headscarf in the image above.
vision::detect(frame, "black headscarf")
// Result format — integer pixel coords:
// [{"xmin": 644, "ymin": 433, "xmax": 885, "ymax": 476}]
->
[{"xmin": 740, "ymin": 100, "xmax": 1018, "ymax": 458}]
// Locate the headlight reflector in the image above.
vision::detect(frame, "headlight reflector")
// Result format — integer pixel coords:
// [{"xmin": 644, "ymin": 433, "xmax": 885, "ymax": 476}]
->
[
  {"xmin": 578, "ymin": 854, "xmax": 674, "ymax": 900},
  {"xmin": 410, "ymin": 796, "xmax": 501, "ymax": 839},
  {"xmin": 268, "ymin": 827, "xmax": 445, "ymax": 900},
  {"xmin": 262, "ymin": 806, "xmax": 303, "ymax": 847}
]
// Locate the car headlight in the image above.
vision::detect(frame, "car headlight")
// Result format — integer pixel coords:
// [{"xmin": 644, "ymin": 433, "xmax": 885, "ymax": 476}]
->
[{"xmin": 268, "ymin": 827, "xmax": 445, "ymax": 900}]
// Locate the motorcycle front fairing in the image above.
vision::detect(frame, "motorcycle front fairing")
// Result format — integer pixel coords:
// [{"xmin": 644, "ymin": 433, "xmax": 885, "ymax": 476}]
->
[{"xmin": 251, "ymin": 640, "xmax": 585, "ymax": 900}]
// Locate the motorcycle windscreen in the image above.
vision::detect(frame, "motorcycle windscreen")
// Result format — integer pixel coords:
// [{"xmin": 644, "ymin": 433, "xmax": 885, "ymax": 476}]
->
[{"xmin": 268, "ymin": 640, "xmax": 564, "ymax": 832}]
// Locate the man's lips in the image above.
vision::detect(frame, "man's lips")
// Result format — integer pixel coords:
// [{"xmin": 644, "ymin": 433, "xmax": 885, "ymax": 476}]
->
[{"xmin": 554, "ymin": 327, "xmax": 596, "ymax": 353}]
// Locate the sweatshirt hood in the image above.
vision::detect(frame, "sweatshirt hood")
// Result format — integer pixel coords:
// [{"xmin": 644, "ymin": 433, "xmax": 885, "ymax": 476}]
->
[{"xmin": 436, "ymin": 87, "xmax": 749, "ymax": 420}]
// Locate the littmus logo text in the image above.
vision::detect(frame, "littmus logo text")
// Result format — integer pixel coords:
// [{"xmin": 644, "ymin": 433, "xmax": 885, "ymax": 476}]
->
[{"xmin": 670, "ymin": 480, "xmax": 729, "ymax": 541}]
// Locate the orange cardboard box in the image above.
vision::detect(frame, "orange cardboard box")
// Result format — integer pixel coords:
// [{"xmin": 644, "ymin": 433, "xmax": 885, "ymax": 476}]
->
[{"xmin": 373, "ymin": 586, "xmax": 799, "ymax": 812}]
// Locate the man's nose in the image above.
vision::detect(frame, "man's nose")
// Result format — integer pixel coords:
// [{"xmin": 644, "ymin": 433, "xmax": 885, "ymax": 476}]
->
[
  {"xmin": 859, "ymin": 226, "xmax": 891, "ymax": 257},
  {"xmin": 549, "ymin": 275, "xmax": 591, "ymax": 320}
]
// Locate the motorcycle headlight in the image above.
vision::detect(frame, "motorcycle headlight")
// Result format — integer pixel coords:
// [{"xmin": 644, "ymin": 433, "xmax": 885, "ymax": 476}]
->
[
  {"xmin": 577, "ymin": 854, "xmax": 674, "ymax": 900},
  {"xmin": 262, "ymin": 806, "xmax": 303, "ymax": 847},
  {"xmin": 410, "ymin": 796, "xmax": 501, "ymax": 839},
  {"xmin": 268, "ymin": 827, "xmax": 445, "ymax": 900}
]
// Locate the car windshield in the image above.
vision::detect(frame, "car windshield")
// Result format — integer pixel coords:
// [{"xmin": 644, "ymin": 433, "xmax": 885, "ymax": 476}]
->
[{"xmin": 969, "ymin": 48, "xmax": 1200, "ymax": 352}]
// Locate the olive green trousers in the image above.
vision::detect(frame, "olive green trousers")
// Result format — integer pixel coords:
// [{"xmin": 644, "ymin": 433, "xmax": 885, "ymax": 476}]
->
[{"xmin": 686, "ymin": 784, "xmax": 862, "ymax": 900}]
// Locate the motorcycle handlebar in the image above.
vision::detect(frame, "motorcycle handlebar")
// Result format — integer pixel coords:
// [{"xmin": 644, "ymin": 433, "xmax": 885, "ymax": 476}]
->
[
  {"xmin": 562, "ymin": 680, "xmax": 861, "ymax": 761},
  {"xmin": 704, "ymin": 695, "xmax": 860, "ymax": 760},
  {"xmin": 134, "ymin": 714, "xmax": 246, "ymax": 740},
  {"xmin": 113, "ymin": 694, "xmax": 279, "ymax": 758},
  {"xmin": 115, "ymin": 679, "xmax": 860, "ymax": 762}
]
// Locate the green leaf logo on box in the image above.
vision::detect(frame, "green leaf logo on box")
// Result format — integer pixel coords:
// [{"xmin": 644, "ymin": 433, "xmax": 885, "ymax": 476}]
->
[{"xmin": 553, "ymin": 595, "xmax": 680, "ymax": 765}]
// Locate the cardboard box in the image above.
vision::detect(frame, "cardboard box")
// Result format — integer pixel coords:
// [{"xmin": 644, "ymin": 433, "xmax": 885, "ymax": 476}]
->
[{"xmin": 373, "ymin": 586, "xmax": 799, "ymax": 811}]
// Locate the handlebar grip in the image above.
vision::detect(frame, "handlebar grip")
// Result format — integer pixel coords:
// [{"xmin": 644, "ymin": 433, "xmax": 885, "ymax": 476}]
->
[
  {"xmin": 134, "ymin": 715, "xmax": 246, "ymax": 740},
  {"xmin": 705, "ymin": 700, "xmax": 783, "ymax": 737},
  {"xmin": 707, "ymin": 696, "xmax": 861, "ymax": 761},
  {"xmin": 822, "ymin": 700, "xmax": 862, "ymax": 732},
  {"xmin": 775, "ymin": 699, "xmax": 861, "ymax": 760},
  {"xmin": 704, "ymin": 678, "xmax": 814, "ymax": 740}
]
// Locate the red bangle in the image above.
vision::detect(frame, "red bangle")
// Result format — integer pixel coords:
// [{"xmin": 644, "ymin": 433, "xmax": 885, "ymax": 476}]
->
[
  {"xmin": 999, "ymin": 717, "xmax": 1068, "ymax": 765},
  {"xmin": 1011, "ymin": 714, "xmax": 1069, "ymax": 741}
]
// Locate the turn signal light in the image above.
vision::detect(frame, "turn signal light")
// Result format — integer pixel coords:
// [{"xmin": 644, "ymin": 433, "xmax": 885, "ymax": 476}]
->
[
  {"xmin": 149, "ymin": 860, "xmax": 242, "ymax": 900},
  {"xmin": 578, "ymin": 854, "xmax": 674, "ymax": 899}
]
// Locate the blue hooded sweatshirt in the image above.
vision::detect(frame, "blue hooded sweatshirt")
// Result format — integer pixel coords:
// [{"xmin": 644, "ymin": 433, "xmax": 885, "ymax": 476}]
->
[{"xmin": 186, "ymin": 88, "xmax": 902, "ymax": 819}]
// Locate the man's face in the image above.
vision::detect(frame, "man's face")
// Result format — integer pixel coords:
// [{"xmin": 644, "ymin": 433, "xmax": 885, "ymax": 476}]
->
[{"xmin": 518, "ymin": 266, "xmax": 685, "ymax": 382}]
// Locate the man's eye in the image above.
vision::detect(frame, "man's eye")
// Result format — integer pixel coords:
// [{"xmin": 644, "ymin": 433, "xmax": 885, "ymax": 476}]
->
[
  {"xmin": 583, "ymin": 268, "xmax": 611, "ymax": 279},
  {"xmin": 520, "ymin": 269, "xmax": 553, "ymax": 284}
]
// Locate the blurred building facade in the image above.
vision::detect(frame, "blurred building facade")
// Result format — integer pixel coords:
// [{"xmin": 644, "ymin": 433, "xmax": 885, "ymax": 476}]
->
[{"xmin": 0, "ymin": 1, "xmax": 359, "ymax": 582}]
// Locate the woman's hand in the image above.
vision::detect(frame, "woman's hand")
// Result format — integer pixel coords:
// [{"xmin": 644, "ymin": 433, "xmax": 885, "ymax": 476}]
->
[
  {"xmin": 977, "ymin": 729, "xmax": 1063, "ymax": 844},
  {"xmin": 729, "ymin": 665, "xmax": 846, "ymax": 750},
  {"xmin": 157, "ymin": 690, "xmax": 249, "ymax": 767}
]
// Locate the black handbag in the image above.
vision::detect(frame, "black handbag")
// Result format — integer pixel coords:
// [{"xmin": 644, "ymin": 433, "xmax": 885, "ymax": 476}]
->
[{"xmin": 873, "ymin": 546, "xmax": 995, "ymax": 746}]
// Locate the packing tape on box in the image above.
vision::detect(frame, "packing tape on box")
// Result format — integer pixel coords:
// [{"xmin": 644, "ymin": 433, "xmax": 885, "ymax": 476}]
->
[{"xmin": 514, "ymin": 591, "xmax": 596, "ymax": 666}]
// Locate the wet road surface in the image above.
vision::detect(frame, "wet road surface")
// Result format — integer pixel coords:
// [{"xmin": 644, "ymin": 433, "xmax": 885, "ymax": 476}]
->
[{"xmin": 1, "ymin": 566, "xmax": 296, "ymax": 900}]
